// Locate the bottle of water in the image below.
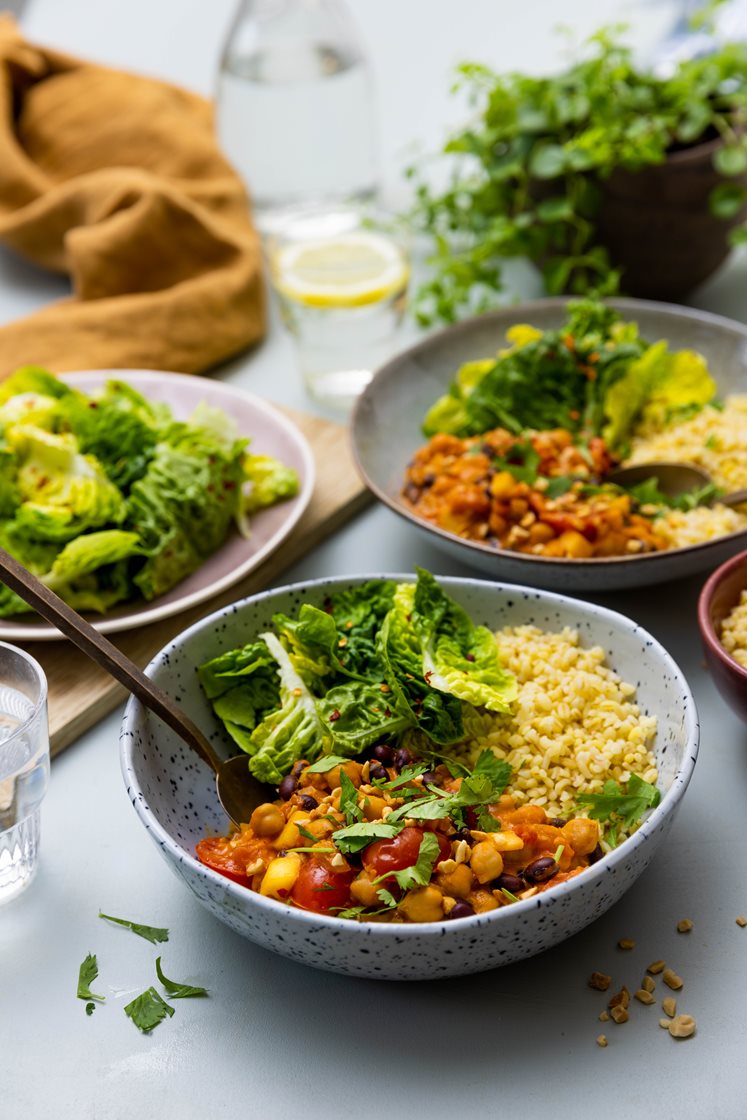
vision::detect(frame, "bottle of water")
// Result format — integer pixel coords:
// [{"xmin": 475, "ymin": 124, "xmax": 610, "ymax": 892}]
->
[{"xmin": 216, "ymin": 0, "xmax": 379, "ymax": 233}]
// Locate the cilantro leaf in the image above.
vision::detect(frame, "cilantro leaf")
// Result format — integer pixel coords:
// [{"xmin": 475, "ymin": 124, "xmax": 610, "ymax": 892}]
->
[
  {"xmin": 576, "ymin": 774, "xmax": 660, "ymax": 847},
  {"xmin": 375, "ymin": 887, "xmax": 399, "ymax": 909},
  {"xmin": 333, "ymin": 821, "xmax": 402, "ymax": 854},
  {"xmin": 295, "ymin": 823, "xmax": 317, "ymax": 842},
  {"xmin": 387, "ymin": 794, "xmax": 452, "ymax": 822},
  {"xmin": 155, "ymin": 957, "xmax": 208, "ymax": 999},
  {"xmin": 77, "ymin": 953, "xmax": 105, "ymax": 1004},
  {"xmin": 471, "ymin": 751, "xmax": 512, "ymax": 795},
  {"xmin": 306, "ymin": 755, "xmax": 351, "ymax": 773},
  {"xmin": 124, "ymin": 987, "xmax": 175, "ymax": 1033},
  {"xmin": 374, "ymin": 832, "xmax": 441, "ymax": 896},
  {"xmin": 99, "ymin": 912, "xmax": 169, "ymax": 944},
  {"xmin": 338, "ymin": 769, "xmax": 364, "ymax": 825},
  {"xmin": 372, "ymin": 764, "xmax": 429, "ymax": 789},
  {"xmin": 544, "ymin": 475, "xmax": 575, "ymax": 498},
  {"xmin": 85, "ymin": 1002, "xmax": 96, "ymax": 1016},
  {"xmin": 475, "ymin": 806, "xmax": 503, "ymax": 832}
]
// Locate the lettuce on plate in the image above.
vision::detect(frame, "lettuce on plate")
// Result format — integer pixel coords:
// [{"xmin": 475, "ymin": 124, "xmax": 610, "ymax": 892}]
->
[
  {"xmin": 199, "ymin": 572, "xmax": 518, "ymax": 784},
  {"xmin": 0, "ymin": 365, "xmax": 300, "ymax": 617}
]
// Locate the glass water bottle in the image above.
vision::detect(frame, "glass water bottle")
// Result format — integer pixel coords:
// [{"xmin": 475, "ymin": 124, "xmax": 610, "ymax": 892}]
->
[{"xmin": 216, "ymin": 0, "xmax": 379, "ymax": 233}]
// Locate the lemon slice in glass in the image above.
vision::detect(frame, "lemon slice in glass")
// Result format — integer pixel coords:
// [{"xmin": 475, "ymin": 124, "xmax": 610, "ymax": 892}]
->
[{"xmin": 272, "ymin": 231, "xmax": 409, "ymax": 309}]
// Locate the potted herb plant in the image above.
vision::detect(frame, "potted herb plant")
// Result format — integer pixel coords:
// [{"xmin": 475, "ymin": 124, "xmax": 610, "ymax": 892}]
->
[{"xmin": 408, "ymin": 28, "xmax": 747, "ymax": 324}]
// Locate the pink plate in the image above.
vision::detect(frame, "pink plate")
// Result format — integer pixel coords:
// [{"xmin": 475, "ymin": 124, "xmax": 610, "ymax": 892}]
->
[{"xmin": 0, "ymin": 369, "xmax": 315, "ymax": 641}]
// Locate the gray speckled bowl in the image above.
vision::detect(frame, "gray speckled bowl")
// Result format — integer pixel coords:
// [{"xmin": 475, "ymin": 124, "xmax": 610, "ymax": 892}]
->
[
  {"xmin": 120, "ymin": 576, "xmax": 698, "ymax": 981},
  {"xmin": 352, "ymin": 297, "xmax": 747, "ymax": 591}
]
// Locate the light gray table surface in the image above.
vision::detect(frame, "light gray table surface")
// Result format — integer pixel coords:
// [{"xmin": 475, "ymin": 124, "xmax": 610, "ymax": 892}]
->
[{"xmin": 4, "ymin": 2, "xmax": 747, "ymax": 1118}]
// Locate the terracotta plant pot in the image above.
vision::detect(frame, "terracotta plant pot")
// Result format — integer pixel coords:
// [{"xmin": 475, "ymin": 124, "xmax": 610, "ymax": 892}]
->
[{"xmin": 594, "ymin": 136, "xmax": 747, "ymax": 300}]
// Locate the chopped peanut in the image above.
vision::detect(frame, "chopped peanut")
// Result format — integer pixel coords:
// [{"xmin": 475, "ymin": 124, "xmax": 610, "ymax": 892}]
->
[
  {"xmin": 642, "ymin": 975, "xmax": 656, "ymax": 994},
  {"xmin": 608, "ymin": 986, "xmax": 630, "ymax": 1011},
  {"xmin": 634, "ymin": 989, "xmax": 655, "ymax": 1005},
  {"xmin": 647, "ymin": 959, "xmax": 666, "ymax": 974},
  {"xmin": 589, "ymin": 971, "xmax": 612, "ymax": 991},
  {"xmin": 596, "ymin": 1035, "xmax": 608, "ymax": 1048},
  {"xmin": 663, "ymin": 968, "xmax": 683, "ymax": 991},
  {"xmin": 737, "ymin": 916, "xmax": 747, "ymax": 928},
  {"xmin": 599, "ymin": 1010, "xmax": 610, "ymax": 1022},
  {"xmin": 662, "ymin": 996, "xmax": 677, "ymax": 1018},
  {"xmin": 609, "ymin": 1005, "xmax": 629, "ymax": 1024},
  {"xmin": 677, "ymin": 918, "xmax": 694, "ymax": 933},
  {"xmin": 617, "ymin": 938, "xmax": 635, "ymax": 950},
  {"xmin": 668, "ymin": 1014, "xmax": 696, "ymax": 1039}
]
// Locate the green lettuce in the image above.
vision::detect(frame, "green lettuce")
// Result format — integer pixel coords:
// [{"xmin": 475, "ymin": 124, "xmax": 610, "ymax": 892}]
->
[
  {"xmin": 411, "ymin": 569, "xmax": 517, "ymax": 713},
  {"xmin": 39, "ymin": 529, "xmax": 142, "ymax": 613},
  {"xmin": 198, "ymin": 640, "xmax": 281, "ymax": 752},
  {"xmin": 246, "ymin": 631, "xmax": 330, "ymax": 784},
  {"xmin": 242, "ymin": 454, "xmax": 300, "ymax": 516},
  {"xmin": 316, "ymin": 680, "xmax": 414, "ymax": 754}
]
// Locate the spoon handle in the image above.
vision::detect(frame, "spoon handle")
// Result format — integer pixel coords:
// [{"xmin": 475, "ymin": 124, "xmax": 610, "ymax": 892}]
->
[
  {"xmin": 721, "ymin": 489, "xmax": 747, "ymax": 508},
  {"xmin": 0, "ymin": 546, "xmax": 222, "ymax": 772}
]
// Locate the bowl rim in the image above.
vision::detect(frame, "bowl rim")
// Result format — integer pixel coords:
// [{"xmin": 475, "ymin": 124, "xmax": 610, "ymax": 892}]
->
[
  {"xmin": 120, "ymin": 573, "xmax": 700, "ymax": 937},
  {"xmin": 350, "ymin": 295, "xmax": 747, "ymax": 571},
  {"xmin": 697, "ymin": 548, "xmax": 747, "ymax": 683}
]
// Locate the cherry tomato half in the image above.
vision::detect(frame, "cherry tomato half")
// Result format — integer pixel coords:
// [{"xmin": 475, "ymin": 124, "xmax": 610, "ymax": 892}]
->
[
  {"xmin": 196, "ymin": 836, "xmax": 253, "ymax": 887},
  {"xmin": 290, "ymin": 856, "xmax": 355, "ymax": 914},
  {"xmin": 362, "ymin": 826, "xmax": 451, "ymax": 883}
]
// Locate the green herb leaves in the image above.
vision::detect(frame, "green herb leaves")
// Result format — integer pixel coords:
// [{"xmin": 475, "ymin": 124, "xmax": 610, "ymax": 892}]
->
[
  {"xmin": 333, "ymin": 821, "xmax": 401, "ymax": 855},
  {"xmin": 577, "ymin": 773, "xmax": 660, "ymax": 847},
  {"xmin": 98, "ymin": 912, "xmax": 169, "ymax": 944},
  {"xmin": 374, "ymin": 833, "xmax": 442, "ymax": 908},
  {"xmin": 408, "ymin": 27, "xmax": 747, "ymax": 324},
  {"xmin": 80, "ymin": 914, "xmax": 207, "ymax": 1033},
  {"xmin": 77, "ymin": 953, "xmax": 105, "ymax": 1008},
  {"xmin": 124, "ymin": 987, "xmax": 175, "ymax": 1034},
  {"xmin": 155, "ymin": 957, "xmax": 208, "ymax": 1000}
]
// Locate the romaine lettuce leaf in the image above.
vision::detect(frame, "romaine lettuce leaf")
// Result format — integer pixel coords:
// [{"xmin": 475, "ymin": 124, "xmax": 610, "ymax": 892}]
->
[
  {"xmin": 411, "ymin": 569, "xmax": 517, "ymax": 713},
  {"xmin": 247, "ymin": 631, "xmax": 330, "ymax": 784},
  {"xmin": 7, "ymin": 426, "xmax": 126, "ymax": 539},
  {"xmin": 242, "ymin": 454, "xmax": 300, "ymax": 518},
  {"xmin": 377, "ymin": 583, "xmax": 464, "ymax": 745}
]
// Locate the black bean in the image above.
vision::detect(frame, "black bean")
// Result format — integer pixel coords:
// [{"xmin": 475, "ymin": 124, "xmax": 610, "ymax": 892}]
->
[
  {"xmin": 449, "ymin": 900, "xmax": 475, "ymax": 920},
  {"xmin": 371, "ymin": 743, "xmax": 394, "ymax": 766},
  {"xmin": 448, "ymin": 827, "xmax": 472, "ymax": 843},
  {"xmin": 548, "ymin": 817, "xmax": 568, "ymax": 827},
  {"xmin": 298, "ymin": 794, "xmax": 318, "ymax": 812},
  {"xmin": 369, "ymin": 763, "xmax": 388, "ymax": 782},
  {"xmin": 522, "ymin": 857, "xmax": 559, "ymax": 884},
  {"xmin": 278, "ymin": 774, "xmax": 297, "ymax": 800},
  {"xmin": 291, "ymin": 759, "xmax": 308, "ymax": 778},
  {"xmin": 588, "ymin": 843, "xmax": 604, "ymax": 865},
  {"xmin": 394, "ymin": 747, "xmax": 412, "ymax": 772},
  {"xmin": 494, "ymin": 872, "xmax": 524, "ymax": 894},
  {"xmin": 422, "ymin": 770, "xmax": 438, "ymax": 786}
]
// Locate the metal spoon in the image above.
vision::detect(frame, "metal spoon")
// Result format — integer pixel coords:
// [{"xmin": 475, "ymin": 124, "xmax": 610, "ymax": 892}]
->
[
  {"xmin": 0, "ymin": 546, "xmax": 268, "ymax": 825},
  {"xmin": 607, "ymin": 461, "xmax": 747, "ymax": 508}
]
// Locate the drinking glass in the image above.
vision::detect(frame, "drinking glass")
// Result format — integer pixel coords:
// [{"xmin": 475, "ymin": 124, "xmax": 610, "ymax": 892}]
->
[
  {"xmin": 266, "ymin": 204, "xmax": 410, "ymax": 408},
  {"xmin": 0, "ymin": 643, "xmax": 49, "ymax": 904}
]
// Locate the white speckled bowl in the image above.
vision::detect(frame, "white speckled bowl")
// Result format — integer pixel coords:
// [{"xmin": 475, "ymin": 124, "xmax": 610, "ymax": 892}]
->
[{"xmin": 120, "ymin": 576, "xmax": 698, "ymax": 981}]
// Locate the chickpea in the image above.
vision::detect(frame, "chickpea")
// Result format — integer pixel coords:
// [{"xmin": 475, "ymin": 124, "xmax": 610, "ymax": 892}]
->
[
  {"xmin": 249, "ymin": 803, "xmax": 285, "ymax": 838},
  {"xmin": 436, "ymin": 862, "xmax": 475, "ymax": 899},
  {"xmin": 398, "ymin": 886, "xmax": 445, "ymax": 923},
  {"xmin": 562, "ymin": 817, "xmax": 600, "ymax": 856},
  {"xmin": 470, "ymin": 840, "xmax": 504, "ymax": 884}
]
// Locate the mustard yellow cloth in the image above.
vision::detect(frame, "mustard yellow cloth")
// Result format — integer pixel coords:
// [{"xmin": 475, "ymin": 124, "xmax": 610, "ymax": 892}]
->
[{"xmin": 0, "ymin": 15, "xmax": 265, "ymax": 376}]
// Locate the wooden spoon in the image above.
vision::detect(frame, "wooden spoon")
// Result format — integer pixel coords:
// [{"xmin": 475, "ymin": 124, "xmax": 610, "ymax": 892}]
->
[
  {"xmin": 607, "ymin": 461, "xmax": 747, "ymax": 507},
  {"xmin": 0, "ymin": 546, "xmax": 267, "ymax": 826}
]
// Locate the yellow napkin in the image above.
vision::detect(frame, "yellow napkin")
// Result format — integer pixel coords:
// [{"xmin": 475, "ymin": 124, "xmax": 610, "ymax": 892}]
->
[{"xmin": 0, "ymin": 16, "xmax": 265, "ymax": 376}]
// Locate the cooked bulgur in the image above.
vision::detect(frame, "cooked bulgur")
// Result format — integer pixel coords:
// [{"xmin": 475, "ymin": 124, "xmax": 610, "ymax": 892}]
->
[
  {"xmin": 628, "ymin": 395, "xmax": 747, "ymax": 494},
  {"xmin": 720, "ymin": 591, "xmax": 747, "ymax": 669},
  {"xmin": 457, "ymin": 625, "xmax": 658, "ymax": 826}
]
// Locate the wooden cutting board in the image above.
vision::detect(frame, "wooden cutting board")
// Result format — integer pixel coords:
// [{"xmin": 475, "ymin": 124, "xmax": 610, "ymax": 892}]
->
[{"xmin": 18, "ymin": 406, "xmax": 371, "ymax": 757}]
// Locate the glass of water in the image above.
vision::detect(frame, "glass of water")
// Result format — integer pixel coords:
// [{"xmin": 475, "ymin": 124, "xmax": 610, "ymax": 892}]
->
[
  {"xmin": 0, "ymin": 643, "xmax": 49, "ymax": 904},
  {"xmin": 266, "ymin": 205, "xmax": 410, "ymax": 408}
]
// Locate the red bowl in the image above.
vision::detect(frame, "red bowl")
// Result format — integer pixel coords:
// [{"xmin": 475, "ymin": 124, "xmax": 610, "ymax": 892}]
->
[{"xmin": 698, "ymin": 550, "xmax": 747, "ymax": 722}]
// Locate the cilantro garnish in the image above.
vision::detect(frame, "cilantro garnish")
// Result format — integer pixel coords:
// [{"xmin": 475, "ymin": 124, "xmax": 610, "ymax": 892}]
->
[
  {"xmin": 99, "ymin": 912, "xmax": 169, "ymax": 944},
  {"xmin": 124, "ymin": 987, "xmax": 175, "ymax": 1033},
  {"xmin": 373, "ymin": 764, "xmax": 429, "ymax": 790},
  {"xmin": 494, "ymin": 440, "xmax": 541, "ymax": 485},
  {"xmin": 155, "ymin": 957, "xmax": 208, "ymax": 1000},
  {"xmin": 333, "ymin": 821, "xmax": 402, "ymax": 854},
  {"xmin": 306, "ymin": 755, "xmax": 350, "ymax": 774},
  {"xmin": 553, "ymin": 844, "xmax": 565, "ymax": 863},
  {"xmin": 85, "ymin": 1002, "xmax": 95, "ymax": 1016},
  {"xmin": 544, "ymin": 475, "xmax": 575, "ymax": 499},
  {"xmin": 295, "ymin": 823, "xmax": 317, "ymax": 842},
  {"xmin": 373, "ymin": 832, "xmax": 441, "ymax": 905},
  {"xmin": 500, "ymin": 888, "xmax": 519, "ymax": 903},
  {"xmin": 474, "ymin": 806, "xmax": 503, "ymax": 832},
  {"xmin": 338, "ymin": 770, "xmax": 363, "ymax": 825},
  {"xmin": 577, "ymin": 774, "xmax": 660, "ymax": 847},
  {"xmin": 77, "ymin": 953, "xmax": 105, "ymax": 1007},
  {"xmin": 386, "ymin": 751, "xmax": 511, "ymax": 826}
]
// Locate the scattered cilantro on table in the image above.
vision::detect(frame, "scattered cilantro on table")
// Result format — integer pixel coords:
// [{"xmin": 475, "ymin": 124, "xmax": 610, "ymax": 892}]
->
[
  {"xmin": 124, "ymin": 987, "xmax": 175, "ymax": 1034},
  {"xmin": 98, "ymin": 912, "xmax": 169, "ymax": 944},
  {"xmin": 155, "ymin": 958, "xmax": 208, "ymax": 1000},
  {"xmin": 76, "ymin": 953, "xmax": 105, "ymax": 1009}
]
